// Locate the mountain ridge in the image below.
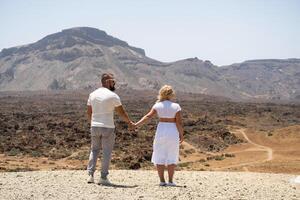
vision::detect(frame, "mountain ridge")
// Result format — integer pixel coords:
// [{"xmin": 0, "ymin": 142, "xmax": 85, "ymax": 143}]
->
[
  {"xmin": 0, "ymin": 27, "xmax": 299, "ymax": 101},
  {"xmin": 0, "ymin": 27, "xmax": 145, "ymax": 58}
]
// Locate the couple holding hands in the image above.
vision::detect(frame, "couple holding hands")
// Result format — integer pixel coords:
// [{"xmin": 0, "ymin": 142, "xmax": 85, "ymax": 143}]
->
[{"xmin": 86, "ymin": 73, "xmax": 184, "ymax": 186}]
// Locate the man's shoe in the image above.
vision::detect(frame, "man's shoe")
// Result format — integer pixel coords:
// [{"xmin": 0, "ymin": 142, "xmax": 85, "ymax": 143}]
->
[
  {"xmin": 159, "ymin": 182, "xmax": 167, "ymax": 186},
  {"xmin": 87, "ymin": 175, "xmax": 94, "ymax": 184},
  {"xmin": 98, "ymin": 177, "xmax": 112, "ymax": 186}
]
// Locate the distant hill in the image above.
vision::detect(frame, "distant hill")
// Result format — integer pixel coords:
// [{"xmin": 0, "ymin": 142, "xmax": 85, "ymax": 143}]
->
[
  {"xmin": 219, "ymin": 59, "xmax": 300, "ymax": 101},
  {"xmin": 0, "ymin": 27, "xmax": 299, "ymax": 101}
]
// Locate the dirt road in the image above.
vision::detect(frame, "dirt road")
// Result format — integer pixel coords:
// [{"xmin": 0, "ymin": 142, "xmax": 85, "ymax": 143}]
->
[{"xmin": 214, "ymin": 128, "xmax": 273, "ymax": 170}]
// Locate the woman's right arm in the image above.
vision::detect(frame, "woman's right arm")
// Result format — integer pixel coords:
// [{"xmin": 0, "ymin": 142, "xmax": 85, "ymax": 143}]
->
[
  {"xmin": 175, "ymin": 111, "xmax": 184, "ymax": 143},
  {"xmin": 135, "ymin": 109, "xmax": 157, "ymax": 127}
]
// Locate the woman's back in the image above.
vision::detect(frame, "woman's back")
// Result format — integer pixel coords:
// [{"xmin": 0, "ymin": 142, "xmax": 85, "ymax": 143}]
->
[
  {"xmin": 152, "ymin": 100, "xmax": 181, "ymax": 118},
  {"xmin": 134, "ymin": 85, "xmax": 184, "ymax": 185}
]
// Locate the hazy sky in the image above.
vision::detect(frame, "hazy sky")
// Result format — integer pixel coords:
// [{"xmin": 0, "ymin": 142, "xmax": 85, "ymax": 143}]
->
[{"xmin": 1, "ymin": 0, "xmax": 299, "ymax": 65}]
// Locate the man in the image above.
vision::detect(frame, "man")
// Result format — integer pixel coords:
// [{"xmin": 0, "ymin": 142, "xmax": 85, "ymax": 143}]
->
[{"xmin": 86, "ymin": 73, "xmax": 134, "ymax": 185}]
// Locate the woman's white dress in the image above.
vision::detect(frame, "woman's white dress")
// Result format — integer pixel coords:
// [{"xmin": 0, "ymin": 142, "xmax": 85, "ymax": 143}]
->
[{"xmin": 151, "ymin": 100, "xmax": 181, "ymax": 165}]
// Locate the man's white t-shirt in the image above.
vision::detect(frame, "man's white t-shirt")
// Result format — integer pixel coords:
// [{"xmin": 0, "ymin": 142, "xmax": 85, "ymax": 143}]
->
[{"xmin": 87, "ymin": 87, "xmax": 122, "ymax": 128}]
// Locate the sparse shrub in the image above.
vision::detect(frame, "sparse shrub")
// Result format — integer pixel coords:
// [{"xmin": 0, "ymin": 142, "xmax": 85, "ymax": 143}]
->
[
  {"xmin": 214, "ymin": 155, "xmax": 225, "ymax": 161},
  {"xmin": 206, "ymin": 156, "xmax": 214, "ymax": 161},
  {"xmin": 224, "ymin": 153, "xmax": 235, "ymax": 158},
  {"xmin": 48, "ymin": 148, "xmax": 72, "ymax": 159},
  {"xmin": 178, "ymin": 162, "xmax": 189, "ymax": 168},
  {"xmin": 184, "ymin": 149, "xmax": 196, "ymax": 154},
  {"xmin": 14, "ymin": 124, "xmax": 19, "ymax": 130},
  {"xmin": 267, "ymin": 132, "xmax": 273, "ymax": 136},
  {"xmin": 8, "ymin": 167, "xmax": 34, "ymax": 172},
  {"xmin": 68, "ymin": 151, "xmax": 89, "ymax": 160},
  {"xmin": 115, "ymin": 162, "xmax": 128, "ymax": 169},
  {"xmin": 143, "ymin": 152, "xmax": 152, "ymax": 161},
  {"xmin": 31, "ymin": 151, "xmax": 42, "ymax": 157},
  {"xmin": 7, "ymin": 148, "xmax": 21, "ymax": 156},
  {"xmin": 129, "ymin": 162, "xmax": 141, "ymax": 169}
]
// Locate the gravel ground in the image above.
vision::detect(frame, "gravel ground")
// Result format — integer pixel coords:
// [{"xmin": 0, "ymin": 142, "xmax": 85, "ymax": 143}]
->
[{"xmin": 0, "ymin": 170, "xmax": 299, "ymax": 200}]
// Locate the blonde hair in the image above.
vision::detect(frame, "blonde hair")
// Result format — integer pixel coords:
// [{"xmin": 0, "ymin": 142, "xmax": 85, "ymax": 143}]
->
[{"xmin": 157, "ymin": 85, "xmax": 175, "ymax": 102}]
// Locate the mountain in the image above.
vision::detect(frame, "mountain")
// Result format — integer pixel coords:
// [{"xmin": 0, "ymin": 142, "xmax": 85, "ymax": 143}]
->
[
  {"xmin": 0, "ymin": 27, "xmax": 299, "ymax": 101},
  {"xmin": 219, "ymin": 59, "xmax": 300, "ymax": 100}
]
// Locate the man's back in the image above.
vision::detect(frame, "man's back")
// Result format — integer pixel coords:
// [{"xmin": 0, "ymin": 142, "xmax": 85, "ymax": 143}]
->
[
  {"xmin": 86, "ymin": 73, "xmax": 133, "ymax": 184},
  {"xmin": 87, "ymin": 87, "xmax": 122, "ymax": 128}
]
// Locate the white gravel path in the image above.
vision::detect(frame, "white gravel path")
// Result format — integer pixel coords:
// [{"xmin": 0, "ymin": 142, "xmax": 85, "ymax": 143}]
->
[{"xmin": 0, "ymin": 170, "xmax": 299, "ymax": 200}]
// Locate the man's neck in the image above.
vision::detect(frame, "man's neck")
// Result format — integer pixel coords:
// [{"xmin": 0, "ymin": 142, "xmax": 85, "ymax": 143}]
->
[{"xmin": 100, "ymin": 86, "xmax": 113, "ymax": 91}]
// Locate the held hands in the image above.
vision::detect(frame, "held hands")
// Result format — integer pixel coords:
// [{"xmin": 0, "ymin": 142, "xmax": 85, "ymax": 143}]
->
[
  {"xmin": 133, "ymin": 122, "xmax": 139, "ymax": 127},
  {"xmin": 128, "ymin": 121, "xmax": 136, "ymax": 130},
  {"xmin": 127, "ymin": 121, "xmax": 141, "ymax": 131}
]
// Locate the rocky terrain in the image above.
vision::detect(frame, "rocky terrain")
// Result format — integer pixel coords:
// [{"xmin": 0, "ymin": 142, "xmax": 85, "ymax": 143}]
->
[
  {"xmin": 0, "ymin": 170, "xmax": 299, "ymax": 200},
  {"xmin": 0, "ymin": 90, "xmax": 299, "ymax": 173},
  {"xmin": 0, "ymin": 90, "xmax": 242, "ymax": 171},
  {"xmin": 0, "ymin": 27, "xmax": 299, "ymax": 101}
]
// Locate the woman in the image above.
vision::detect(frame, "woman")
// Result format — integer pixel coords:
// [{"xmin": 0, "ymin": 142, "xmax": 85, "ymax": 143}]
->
[{"xmin": 135, "ymin": 85, "xmax": 184, "ymax": 186}]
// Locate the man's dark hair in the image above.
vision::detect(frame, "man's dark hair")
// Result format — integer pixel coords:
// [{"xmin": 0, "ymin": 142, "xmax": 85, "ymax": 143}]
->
[{"xmin": 101, "ymin": 73, "xmax": 114, "ymax": 85}]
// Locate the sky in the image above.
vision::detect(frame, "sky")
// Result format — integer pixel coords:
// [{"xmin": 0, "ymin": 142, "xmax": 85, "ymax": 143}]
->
[{"xmin": 0, "ymin": 0, "xmax": 300, "ymax": 66}]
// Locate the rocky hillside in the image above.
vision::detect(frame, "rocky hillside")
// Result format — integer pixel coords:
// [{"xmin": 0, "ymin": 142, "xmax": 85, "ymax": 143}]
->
[
  {"xmin": 0, "ymin": 27, "xmax": 299, "ymax": 101},
  {"xmin": 219, "ymin": 59, "xmax": 300, "ymax": 101}
]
